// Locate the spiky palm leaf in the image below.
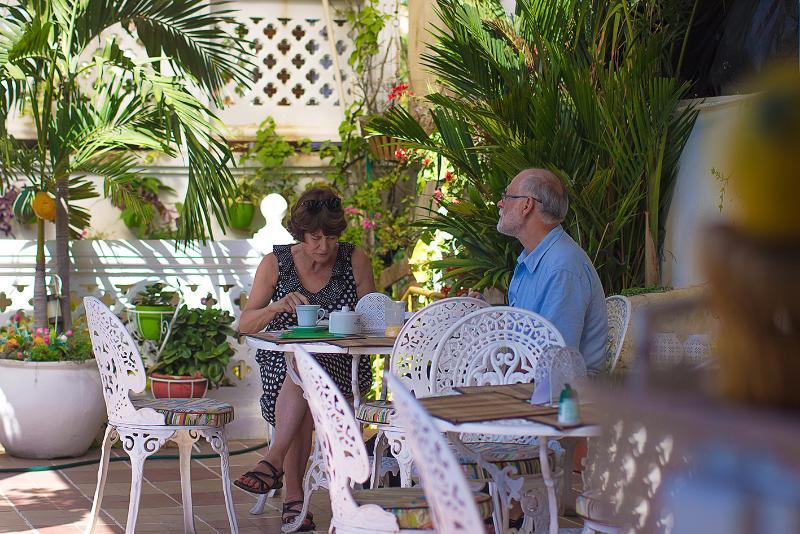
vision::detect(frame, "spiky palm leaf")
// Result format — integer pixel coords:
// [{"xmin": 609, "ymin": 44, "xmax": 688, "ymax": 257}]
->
[{"xmin": 370, "ymin": 0, "xmax": 697, "ymax": 293}]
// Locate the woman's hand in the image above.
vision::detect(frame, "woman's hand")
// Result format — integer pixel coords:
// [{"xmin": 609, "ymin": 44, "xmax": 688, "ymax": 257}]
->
[{"xmin": 269, "ymin": 291, "xmax": 309, "ymax": 315}]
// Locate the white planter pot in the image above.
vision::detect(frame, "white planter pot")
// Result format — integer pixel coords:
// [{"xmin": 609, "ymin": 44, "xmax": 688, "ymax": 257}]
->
[{"xmin": 0, "ymin": 359, "xmax": 107, "ymax": 459}]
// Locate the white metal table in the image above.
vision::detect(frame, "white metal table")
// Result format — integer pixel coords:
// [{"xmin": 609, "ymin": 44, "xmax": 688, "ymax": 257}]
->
[
  {"xmin": 432, "ymin": 412, "xmax": 601, "ymax": 534},
  {"xmin": 245, "ymin": 333, "xmax": 395, "ymax": 532}
]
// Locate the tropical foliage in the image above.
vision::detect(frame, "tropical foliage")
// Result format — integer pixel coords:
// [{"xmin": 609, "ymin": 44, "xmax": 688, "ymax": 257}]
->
[
  {"xmin": 0, "ymin": 0, "xmax": 251, "ymax": 331},
  {"xmin": 151, "ymin": 305, "xmax": 236, "ymax": 388},
  {"xmin": 370, "ymin": 0, "xmax": 698, "ymax": 293}
]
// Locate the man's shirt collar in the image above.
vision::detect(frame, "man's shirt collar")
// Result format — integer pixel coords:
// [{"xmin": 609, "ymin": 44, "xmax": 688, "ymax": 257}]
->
[{"xmin": 516, "ymin": 225, "xmax": 565, "ymax": 273}]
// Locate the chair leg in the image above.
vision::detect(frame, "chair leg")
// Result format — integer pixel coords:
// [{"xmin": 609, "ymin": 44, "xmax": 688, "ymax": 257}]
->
[
  {"xmin": 370, "ymin": 430, "xmax": 387, "ymax": 489},
  {"xmin": 173, "ymin": 429, "xmax": 199, "ymax": 534},
  {"xmin": 116, "ymin": 428, "xmax": 172, "ymax": 534},
  {"xmin": 84, "ymin": 426, "xmax": 117, "ymax": 534},
  {"xmin": 125, "ymin": 454, "xmax": 145, "ymax": 534},
  {"xmin": 201, "ymin": 428, "xmax": 239, "ymax": 534}
]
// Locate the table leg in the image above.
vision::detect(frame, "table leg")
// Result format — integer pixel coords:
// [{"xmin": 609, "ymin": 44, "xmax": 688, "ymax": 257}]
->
[
  {"xmin": 380, "ymin": 354, "xmax": 390, "ymax": 399},
  {"xmin": 538, "ymin": 437, "xmax": 560, "ymax": 534},
  {"xmin": 351, "ymin": 354, "xmax": 362, "ymax": 409}
]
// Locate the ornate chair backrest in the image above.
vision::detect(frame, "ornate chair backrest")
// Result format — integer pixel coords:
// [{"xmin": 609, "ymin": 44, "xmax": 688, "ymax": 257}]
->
[
  {"xmin": 534, "ymin": 346, "xmax": 589, "ymax": 405},
  {"xmin": 391, "ymin": 297, "xmax": 490, "ymax": 397},
  {"xmin": 294, "ymin": 348, "xmax": 397, "ymax": 529},
  {"xmin": 388, "ymin": 373, "xmax": 486, "ymax": 533},
  {"xmin": 430, "ymin": 306, "xmax": 566, "ymax": 394},
  {"xmin": 355, "ymin": 292, "xmax": 393, "ymax": 334},
  {"xmin": 604, "ymin": 295, "xmax": 631, "ymax": 373},
  {"xmin": 83, "ymin": 296, "xmax": 164, "ymax": 426}
]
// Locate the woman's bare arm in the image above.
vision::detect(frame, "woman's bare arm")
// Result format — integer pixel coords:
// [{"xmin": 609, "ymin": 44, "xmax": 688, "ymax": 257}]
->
[
  {"xmin": 351, "ymin": 247, "xmax": 377, "ymax": 299},
  {"xmin": 238, "ymin": 254, "xmax": 280, "ymax": 334}
]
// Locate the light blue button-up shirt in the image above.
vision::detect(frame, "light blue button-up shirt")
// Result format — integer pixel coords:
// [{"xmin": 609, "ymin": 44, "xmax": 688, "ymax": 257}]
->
[{"xmin": 508, "ymin": 225, "xmax": 608, "ymax": 372}]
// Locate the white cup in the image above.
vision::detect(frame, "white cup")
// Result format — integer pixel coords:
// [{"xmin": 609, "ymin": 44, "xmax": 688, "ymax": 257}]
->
[{"xmin": 296, "ymin": 305, "xmax": 328, "ymax": 327}]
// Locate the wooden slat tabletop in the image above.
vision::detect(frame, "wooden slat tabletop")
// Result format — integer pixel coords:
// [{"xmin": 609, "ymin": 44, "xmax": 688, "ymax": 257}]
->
[
  {"xmin": 454, "ymin": 383, "xmax": 535, "ymax": 401},
  {"xmin": 419, "ymin": 392, "xmax": 558, "ymax": 424}
]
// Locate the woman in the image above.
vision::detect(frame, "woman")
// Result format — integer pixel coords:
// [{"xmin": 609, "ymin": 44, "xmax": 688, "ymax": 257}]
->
[{"xmin": 235, "ymin": 187, "xmax": 375, "ymax": 531}]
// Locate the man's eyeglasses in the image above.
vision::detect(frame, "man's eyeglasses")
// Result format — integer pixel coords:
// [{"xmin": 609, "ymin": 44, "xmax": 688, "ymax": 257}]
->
[
  {"xmin": 302, "ymin": 197, "xmax": 342, "ymax": 214},
  {"xmin": 500, "ymin": 192, "xmax": 541, "ymax": 203}
]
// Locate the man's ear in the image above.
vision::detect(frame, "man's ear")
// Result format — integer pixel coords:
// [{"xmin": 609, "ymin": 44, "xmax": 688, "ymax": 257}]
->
[{"xmin": 522, "ymin": 197, "xmax": 535, "ymax": 217}]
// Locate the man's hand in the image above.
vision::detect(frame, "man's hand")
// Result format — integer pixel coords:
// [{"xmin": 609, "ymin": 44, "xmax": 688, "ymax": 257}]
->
[{"xmin": 269, "ymin": 291, "xmax": 309, "ymax": 314}]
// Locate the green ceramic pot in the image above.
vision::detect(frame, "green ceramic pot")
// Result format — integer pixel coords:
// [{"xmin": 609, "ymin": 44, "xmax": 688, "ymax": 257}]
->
[
  {"xmin": 135, "ymin": 305, "xmax": 174, "ymax": 340},
  {"xmin": 229, "ymin": 201, "xmax": 256, "ymax": 230}
]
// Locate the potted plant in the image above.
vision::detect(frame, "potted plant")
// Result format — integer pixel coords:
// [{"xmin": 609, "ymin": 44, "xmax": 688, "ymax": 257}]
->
[
  {"xmin": 229, "ymin": 178, "xmax": 259, "ymax": 230},
  {"xmin": 132, "ymin": 283, "xmax": 177, "ymax": 341},
  {"xmin": 0, "ymin": 311, "xmax": 105, "ymax": 459},
  {"xmin": 148, "ymin": 306, "xmax": 236, "ymax": 398}
]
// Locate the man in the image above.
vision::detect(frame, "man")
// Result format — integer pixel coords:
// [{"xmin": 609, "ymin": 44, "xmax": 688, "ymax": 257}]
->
[{"xmin": 496, "ymin": 168, "xmax": 608, "ymax": 372}]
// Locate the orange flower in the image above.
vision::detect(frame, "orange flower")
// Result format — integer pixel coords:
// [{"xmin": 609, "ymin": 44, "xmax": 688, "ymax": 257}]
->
[{"xmin": 32, "ymin": 336, "xmax": 45, "ymax": 346}]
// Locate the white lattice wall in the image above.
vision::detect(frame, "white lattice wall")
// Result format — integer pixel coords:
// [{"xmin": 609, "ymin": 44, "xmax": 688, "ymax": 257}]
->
[{"xmin": 0, "ymin": 238, "xmax": 271, "ymax": 439}]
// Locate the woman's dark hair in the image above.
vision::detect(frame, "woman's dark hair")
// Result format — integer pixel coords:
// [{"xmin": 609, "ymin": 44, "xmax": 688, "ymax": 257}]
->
[{"xmin": 287, "ymin": 187, "xmax": 347, "ymax": 241}]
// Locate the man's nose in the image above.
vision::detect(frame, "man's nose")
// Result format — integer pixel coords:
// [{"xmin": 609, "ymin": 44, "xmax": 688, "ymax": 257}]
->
[{"xmin": 497, "ymin": 198, "xmax": 505, "ymax": 209}]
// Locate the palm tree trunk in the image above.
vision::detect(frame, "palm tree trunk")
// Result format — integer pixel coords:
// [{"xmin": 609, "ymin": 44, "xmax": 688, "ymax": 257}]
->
[
  {"xmin": 33, "ymin": 217, "xmax": 47, "ymax": 330},
  {"xmin": 55, "ymin": 176, "xmax": 72, "ymax": 332}
]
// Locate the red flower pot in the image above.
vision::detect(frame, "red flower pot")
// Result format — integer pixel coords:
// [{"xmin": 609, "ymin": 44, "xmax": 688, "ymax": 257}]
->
[{"xmin": 149, "ymin": 373, "xmax": 208, "ymax": 399}]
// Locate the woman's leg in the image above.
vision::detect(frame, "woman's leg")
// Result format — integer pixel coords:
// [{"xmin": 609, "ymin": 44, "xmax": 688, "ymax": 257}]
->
[
  {"xmin": 238, "ymin": 375, "xmax": 309, "ymax": 491},
  {"xmin": 281, "ymin": 408, "xmax": 314, "ymax": 502}
]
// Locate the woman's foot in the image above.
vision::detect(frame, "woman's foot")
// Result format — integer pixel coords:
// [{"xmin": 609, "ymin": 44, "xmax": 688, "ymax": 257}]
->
[
  {"xmin": 233, "ymin": 459, "xmax": 284, "ymax": 494},
  {"xmin": 282, "ymin": 499, "xmax": 315, "ymax": 532}
]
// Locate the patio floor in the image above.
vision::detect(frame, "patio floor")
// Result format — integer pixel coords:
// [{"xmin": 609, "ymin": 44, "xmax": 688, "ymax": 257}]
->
[{"xmin": 1, "ymin": 439, "xmax": 584, "ymax": 533}]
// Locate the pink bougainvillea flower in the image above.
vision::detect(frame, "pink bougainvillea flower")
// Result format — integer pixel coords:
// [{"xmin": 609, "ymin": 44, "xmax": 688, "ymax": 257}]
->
[
  {"xmin": 394, "ymin": 148, "xmax": 408, "ymax": 161},
  {"xmin": 374, "ymin": 212, "xmax": 382, "ymax": 219},
  {"xmin": 422, "ymin": 158, "xmax": 431, "ymax": 167},
  {"xmin": 433, "ymin": 189, "xmax": 444, "ymax": 202},
  {"xmin": 362, "ymin": 219, "xmax": 374, "ymax": 230},
  {"xmin": 344, "ymin": 206, "xmax": 360, "ymax": 215},
  {"xmin": 66, "ymin": 330, "xmax": 73, "ymax": 337}
]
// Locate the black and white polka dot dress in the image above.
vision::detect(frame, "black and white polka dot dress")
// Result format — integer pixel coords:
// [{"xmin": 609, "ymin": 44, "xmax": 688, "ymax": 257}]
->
[{"xmin": 255, "ymin": 242, "xmax": 372, "ymax": 426}]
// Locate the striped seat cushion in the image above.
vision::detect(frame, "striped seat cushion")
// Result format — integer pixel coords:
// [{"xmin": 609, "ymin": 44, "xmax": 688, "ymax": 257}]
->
[
  {"xmin": 458, "ymin": 442, "xmax": 554, "ymax": 480},
  {"xmin": 356, "ymin": 399, "xmax": 394, "ymax": 425},
  {"xmin": 575, "ymin": 490, "xmax": 613, "ymax": 522},
  {"xmin": 132, "ymin": 398, "xmax": 234, "ymax": 427},
  {"xmin": 352, "ymin": 487, "xmax": 492, "ymax": 529}
]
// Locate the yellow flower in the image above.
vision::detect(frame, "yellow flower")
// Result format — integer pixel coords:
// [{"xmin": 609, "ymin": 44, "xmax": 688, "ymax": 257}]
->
[{"xmin": 32, "ymin": 336, "xmax": 45, "ymax": 346}]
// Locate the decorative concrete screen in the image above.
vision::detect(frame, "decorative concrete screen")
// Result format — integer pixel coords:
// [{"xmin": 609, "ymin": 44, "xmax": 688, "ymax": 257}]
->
[{"xmin": 216, "ymin": 0, "xmax": 357, "ymax": 141}]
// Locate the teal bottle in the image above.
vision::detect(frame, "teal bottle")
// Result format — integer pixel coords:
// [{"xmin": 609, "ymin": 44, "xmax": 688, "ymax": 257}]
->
[{"xmin": 557, "ymin": 383, "xmax": 580, "ymax": 425}]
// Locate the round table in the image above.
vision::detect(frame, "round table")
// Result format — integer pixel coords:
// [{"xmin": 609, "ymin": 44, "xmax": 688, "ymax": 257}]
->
[{"xmin": 433, "ymin": 415, "xmax": 600, "ymax": 534}]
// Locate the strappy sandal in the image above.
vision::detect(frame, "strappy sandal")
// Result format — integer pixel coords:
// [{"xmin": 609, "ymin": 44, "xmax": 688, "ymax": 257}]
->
[
  {"xmin": 282, "ymin": 500, "xmax": 316, "ymax": 532},
  {"xmin": 233, "ymin": 459, "xmax": 284, "ymax": 495}
]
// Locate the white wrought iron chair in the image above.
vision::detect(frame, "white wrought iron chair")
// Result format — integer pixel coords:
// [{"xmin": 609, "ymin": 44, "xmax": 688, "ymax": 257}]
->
[
  {"xmin": 83, "ymin": 296, "xmax": 238, "ymax": 534},
  {"xmin": 294, "ymin": 347, "xmax": 494, "ymax": 533},
  {"xmin": 388, "ymin": 372, "xmax": 492, "ymax": 533},
  {"xmin": 604, "ymin": 295, "xmax": 631, "ymax": 373},
  {"xmin": 430, "ymin": 306, "xmax": 568, "ymax": 533},
  {"xmin": 355, "ymin": 291, "xmax": 393, "ymax": 334},
  {"xmin": 356, "ymin": 297, "xmax": 490, "ymax": 488}
]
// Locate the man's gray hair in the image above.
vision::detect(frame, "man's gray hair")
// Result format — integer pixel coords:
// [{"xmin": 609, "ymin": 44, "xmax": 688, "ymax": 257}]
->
[{"xmin": 518, "ymin": 168, "xmax": 568, "ymax": 224}]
